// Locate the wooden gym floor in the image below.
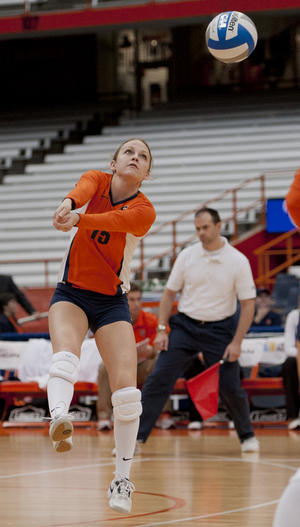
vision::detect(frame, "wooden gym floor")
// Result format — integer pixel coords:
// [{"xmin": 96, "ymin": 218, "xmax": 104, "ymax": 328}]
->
[{"xmin": 0, "ymin": 426, "xmax": 299, "ymax": 527}]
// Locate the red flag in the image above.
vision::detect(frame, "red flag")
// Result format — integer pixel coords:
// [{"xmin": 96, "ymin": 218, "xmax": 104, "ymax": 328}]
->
[{"xmin": 186, "ymin": 361, "xmax": 222, "ymax": 420}]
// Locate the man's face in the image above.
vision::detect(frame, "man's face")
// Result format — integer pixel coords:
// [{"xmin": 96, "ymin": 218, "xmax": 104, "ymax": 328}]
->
[
  {"xmin": 127, "ymin": 291, "xmax": 142, "ymax": 320},
  {"xmin": 194, "ymin": 212, "xmax": 222, "ymax": 248}
]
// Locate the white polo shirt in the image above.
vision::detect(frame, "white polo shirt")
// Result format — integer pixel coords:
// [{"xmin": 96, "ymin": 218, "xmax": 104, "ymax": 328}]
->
[{"xmin": 166, "ymin": 237, "xmax": 256, "ymax": 322}]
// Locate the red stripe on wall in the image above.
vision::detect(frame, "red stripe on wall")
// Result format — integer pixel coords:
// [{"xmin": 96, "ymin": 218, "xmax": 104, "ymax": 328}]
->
[{"xmin": 0, "ymin": 0, "xmax": 299, "ymax": 36}]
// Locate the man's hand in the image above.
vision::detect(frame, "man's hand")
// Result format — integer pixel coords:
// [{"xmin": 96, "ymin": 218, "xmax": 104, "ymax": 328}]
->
[
  {"xmin": 223, "ymin": 341, "xmax": 241, "ymax": 362},
  {"xmin": 154, "ymin": 330, "xmax": 169, "ymax": 352}
]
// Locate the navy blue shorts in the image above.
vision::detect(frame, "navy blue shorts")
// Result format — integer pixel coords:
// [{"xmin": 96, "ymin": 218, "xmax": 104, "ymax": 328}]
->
[{"xmin": 50, "ymin": 282, "xmax": 132, "ymax": 334}]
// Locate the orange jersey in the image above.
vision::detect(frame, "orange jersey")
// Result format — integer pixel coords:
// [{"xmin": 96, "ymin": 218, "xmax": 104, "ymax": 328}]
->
[
  {"xmin": 133, "ymin": 310, "xmax": 158, "ymax": 346},
  {"xmin": 57, "ymin": 170, "xmax": 156, "ymax": 295},
  {"xmin": 286, "ymin": 168, "xmax": 300, "ymax": 229}
]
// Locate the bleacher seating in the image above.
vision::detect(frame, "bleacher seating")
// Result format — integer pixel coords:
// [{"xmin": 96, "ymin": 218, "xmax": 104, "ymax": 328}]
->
[
  {"xmin": 271, "ymin": 273, "xmax": 300, "ymax": 313},
  {"xmin": 1, "ymin": 95, "xmax": 300, "ymax": 286}
]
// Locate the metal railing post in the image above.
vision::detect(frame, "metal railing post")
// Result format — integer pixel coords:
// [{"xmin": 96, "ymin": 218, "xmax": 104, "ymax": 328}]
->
[
  {"xmin": 260, "ymin": 174, "xmax": 266, "ymax": 225},
  {"xmin": 232, "ymin": 190, "xmax": 238, "ymax": 240},
  {"xmin": 172, "ymin": 221, "xmax": 177, "ymax": 266}
]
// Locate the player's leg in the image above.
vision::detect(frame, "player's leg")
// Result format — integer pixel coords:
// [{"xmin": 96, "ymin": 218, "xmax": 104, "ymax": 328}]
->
[
  {"xmin": 48, "ymin": 300, "xmax": 88, "ymax": 452},
  {"xmin": 137, "ymin": 355, "xmax": 158, "ymax": 385},
  {"xmin": 96, "ymin": 362, "xmax": 113, "ymax": 430},
  {"xmin": 273, "ymin": 468, "xmax": 300, "ymax": 527},
  {"xmin": 95, "ymin": 320, "xmax": 139, "ymax": 514}
]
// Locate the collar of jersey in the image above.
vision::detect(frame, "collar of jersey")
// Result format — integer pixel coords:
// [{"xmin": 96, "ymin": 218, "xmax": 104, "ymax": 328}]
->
[{"xmin": 109, "ymin": 187, "xmax": 140, "ymax": 206}]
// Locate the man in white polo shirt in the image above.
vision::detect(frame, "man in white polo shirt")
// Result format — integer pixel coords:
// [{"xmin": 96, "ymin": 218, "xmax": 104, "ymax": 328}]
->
[{"xmin": 137, "ymin": 207, "xmax": 259, "ymax": 453}]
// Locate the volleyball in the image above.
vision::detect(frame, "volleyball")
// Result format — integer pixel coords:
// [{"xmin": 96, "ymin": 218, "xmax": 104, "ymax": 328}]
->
[{"xmin": 206, "ymin": 11, "xmax": 258, "ymax": 64}]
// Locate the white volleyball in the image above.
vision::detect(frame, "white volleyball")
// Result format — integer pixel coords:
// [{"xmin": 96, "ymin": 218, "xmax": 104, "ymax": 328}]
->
[{"xmin": 206, "ymin": 11, "xmax": 258, "ymax": 64}]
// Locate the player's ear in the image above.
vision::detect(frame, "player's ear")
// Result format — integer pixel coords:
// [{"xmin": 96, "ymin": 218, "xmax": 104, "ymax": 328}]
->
[
  {"xmin": 110, "ymin": 160, "xmax": 116, "ymax": 173},
  {"xmin": 143, "ymin": 171, "xmax": 150, "ymax": 181}
]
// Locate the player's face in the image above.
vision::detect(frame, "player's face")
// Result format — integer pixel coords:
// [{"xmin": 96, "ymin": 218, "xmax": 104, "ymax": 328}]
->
[
  {"xmin": 194, "ymin": 212, "xmax": 222, "ymax": 248},
  {"xmin": 110, "ymin": 140, "xmax": 150, "ymax": 183},
  {"xmin": 127, "ymin": 291, "xmax": 142, "ymax": 320}
]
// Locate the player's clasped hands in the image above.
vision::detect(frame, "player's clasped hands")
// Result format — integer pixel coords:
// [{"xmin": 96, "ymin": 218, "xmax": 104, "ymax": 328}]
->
[{"xmin": 53, "ymin": 199, "xmax": 79, "ymax": 232}]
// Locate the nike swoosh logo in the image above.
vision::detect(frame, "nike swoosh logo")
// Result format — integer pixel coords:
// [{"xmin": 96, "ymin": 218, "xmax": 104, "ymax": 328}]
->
[{"xmin": 123, "ymin": 457, "xmax": 132, "ymax": 461}]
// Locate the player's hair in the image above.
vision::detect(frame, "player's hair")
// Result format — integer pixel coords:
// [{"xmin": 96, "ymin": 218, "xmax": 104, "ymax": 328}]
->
[
  {"xmin": 128, "ymin": 282, "xmax": 143, "ymax": 294},
  {"xmin": 112, "ymin": 138, "xmax": 153, "ymax": 172},
  {"xmin": 0, "ymin": 292, "xmax": 16, "ymax": 312},
  {"xmin": 195, "ymin": 207, "xmax": 221, "ymax": 225}
]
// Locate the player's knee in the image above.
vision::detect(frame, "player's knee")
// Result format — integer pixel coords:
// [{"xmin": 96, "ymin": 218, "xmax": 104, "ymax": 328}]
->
[
  {"xmin": 49, "ymin": 351, "xmax": 80, "ymax": 385},
  {"xmin": 112, "ymin": 387, "xmax": 142, "ymax": 421}
]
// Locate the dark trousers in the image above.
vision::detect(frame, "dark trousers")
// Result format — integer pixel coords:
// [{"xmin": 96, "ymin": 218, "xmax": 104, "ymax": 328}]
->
[
  {"xmin": 138, "ymin": 312, "xmax": 254, "ymax": 443},
  {"xmin": 184, "ymin": 355, "xmax": 205, "ymax": 422},
  {"xmin": 282, "ymin": 357, "xmax": 299, "ymax": 420}
]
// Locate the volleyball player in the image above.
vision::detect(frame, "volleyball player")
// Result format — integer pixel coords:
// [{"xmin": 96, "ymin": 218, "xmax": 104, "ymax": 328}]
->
[
  {"xmin": 46, "ymin": 139, "xmax": 156, "ymax": 515},
  {"xmin": 272, "ymin": 167, "xmax": 300, "ymax": 526}
]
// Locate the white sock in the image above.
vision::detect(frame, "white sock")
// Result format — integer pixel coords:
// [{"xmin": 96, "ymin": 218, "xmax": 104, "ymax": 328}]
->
[
  {"xmin": 273, "ymin": 470, "xmax": 300, "ymax": 526},
  {"xmin": 114, "ymin": 416, "xmax": 139, "ymax": 480},
  {"xmin": 47, "ymin": 377, "xmax": 74, "ymax": 419}
]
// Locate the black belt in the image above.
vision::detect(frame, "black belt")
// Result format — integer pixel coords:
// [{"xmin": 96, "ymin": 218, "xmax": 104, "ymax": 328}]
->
[{"xmin": 180, "ymin": 312, "xmax": 230, "ymax": 325}]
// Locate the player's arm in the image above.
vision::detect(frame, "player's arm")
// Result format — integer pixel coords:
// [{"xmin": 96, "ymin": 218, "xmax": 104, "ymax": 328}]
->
[
  {"xmin": 53, "ymin": 172, "xmax": 103, "ymax": 231},
  {"xmin": 76, "ymin": 202, "xmax": 156, "ymax": 237},
  {"xmin": 286, "ymin": 168, "xmax": 300, "ymax": 228},
  {"xmin": 65, "ymin": 171, "xmax": 103, "ymax": 208}
]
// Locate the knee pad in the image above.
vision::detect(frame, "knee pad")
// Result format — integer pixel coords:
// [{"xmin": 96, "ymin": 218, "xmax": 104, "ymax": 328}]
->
[
  {"xmin": 112, "ymin": 387, "xmax": 142, "ymax": 421},
  {"xmin": 49, "ymin": 351, "xmax": 80, "ymax": 385}
]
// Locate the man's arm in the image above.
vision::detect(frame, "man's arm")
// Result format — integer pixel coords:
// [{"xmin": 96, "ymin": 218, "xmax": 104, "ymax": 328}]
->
[
  {"xmin": 223, "ymin": 298, "xmax": 255, "ymax": 362},
  {"xmin": 153, "ymin": 287, "xmax": 178, "ymax": 351}
]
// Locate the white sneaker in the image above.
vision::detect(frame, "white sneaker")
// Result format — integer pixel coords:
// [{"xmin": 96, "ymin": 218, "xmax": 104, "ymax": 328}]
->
[
  {"xmin": 107, "ymin": 473, "xmax": 135, "ymax": 514},
  {"xmin": 241, "ymin": 436, "xmax": 260, "ymax": 453},
  {"xmin": 288, "ymin": 418, "xmax": 300, "ymax": 430},
  {"xmin": 228, "ymin": 420, "xmax": 235, "ymax": 430},
  {"xmin": 111, "ymin": 441, "xmax": 141, "ymax": 457},
  {"xmin": 187, "ymin": 421, "xmax": 204, "ymax": 430},
  {"xmin": 49, "ymin": 415, "xmax": 73, "ymax": 443},
  {"xmin": 97, "ymin": 419, "xmax": 112, "ymax": 431},
  {"xmin": 53, "ymin": 436, "xmax": 73, "ymax": 453}
]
